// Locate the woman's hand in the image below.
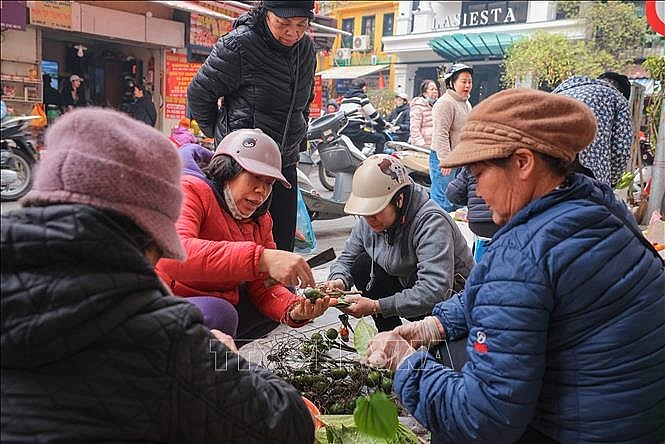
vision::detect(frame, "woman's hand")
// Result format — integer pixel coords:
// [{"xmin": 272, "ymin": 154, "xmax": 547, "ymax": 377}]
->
[
  {"xmin": 394, "ymin": 316, "xmax": 444, "ymax": 348},
  {"xmin": 211, "ymin": 329, "xmax": 238, "ymax": 353},
  {"xmin": 440, "ymin": 166, "xmax": 452, "ymax": 176},
  {"xmin": 339, "ymin": 295, "xmax": 380, "ymax": 318},
  {"xmin": 320, "ymin": 279, "xmax": 345, "ymax": 292},
  {"xmin": 289, "ymin": 296, "xmax": 331, "ymax": 322},
  {"xmin": 259, "ymin": 248, "xmax": 315, "ymax": 287},
  {"xmin": 365, "ymin": 331, "xmax": 416, "ymax": 372}
]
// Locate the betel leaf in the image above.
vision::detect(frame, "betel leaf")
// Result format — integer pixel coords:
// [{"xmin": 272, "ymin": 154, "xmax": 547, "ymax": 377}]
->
[
  {"xmin": 315, "ymin": 414, "xmax": 421, "ymax": 444},
  {"xmin": 354, "ymin": 318, "xmax": 378, "ymax": 357},
  {"xmin": 354, "ymin": 392, "xmax": 399, "ymax": 440}
]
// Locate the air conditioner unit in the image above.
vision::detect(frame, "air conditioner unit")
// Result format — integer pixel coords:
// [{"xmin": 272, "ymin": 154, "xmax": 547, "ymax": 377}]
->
[
  {"xmin": 335, "ymin": 47, "xmax": 352, "ymax": 60},
  {"xmin": 352, "ymin": 35, "xmax": 370, "ymax": 51}
]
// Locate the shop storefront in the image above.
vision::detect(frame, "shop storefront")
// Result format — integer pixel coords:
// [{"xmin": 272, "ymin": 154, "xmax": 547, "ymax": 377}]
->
[
  {"xmin": 1, "ymin": 1, "xmax": 342, "ymax": 134},
  {"xmin": 1, "ymin": 1, "xmax": 186, "ymax": 134}
]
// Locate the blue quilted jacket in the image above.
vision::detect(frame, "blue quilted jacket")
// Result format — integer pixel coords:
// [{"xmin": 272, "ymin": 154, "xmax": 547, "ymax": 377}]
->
[{"xmin": 394, "ymin": 174, "xmax": 665, "ymax": 443}]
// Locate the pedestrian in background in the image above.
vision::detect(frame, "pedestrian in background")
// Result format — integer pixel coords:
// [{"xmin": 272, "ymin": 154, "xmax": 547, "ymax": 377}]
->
[
  {"xmin": 61, "ymin": 74, "xmax": 87, "ymax": 110},
  {"xmin": 409, "ymin": 79, "xmax": 438, "ymax": 148},
  {"xmin": 129, "ymin": 82, "xmax": 157, "ymax": 127},
  {"xmin": 323, "ymin": 154, "xmax": 473, "ymax": 332},
  {"xmin": 339, "ymin": 78, "xmax": 388, "ymax": 154},
  {"xmin": 1, "ymin": 107, "xmax": 316, "ymax": 443},
  {"xmin": 188, "ymin": 0, "xmax": 316, "ymax": 253},
  {"xmin": 386, "ymin": 92, "xmax": 410, "ymax": 142},
  {"xmin": 42, "ymin": 74, "xmax": 64, "ymax": 120},
  {"xmin": 366, "ymin": 89, "xmax": 664, "ymax": 444},
  {"xmin": 552, "ymin": 71, "xmax": 632, "ymax": 187},
  {"xmin": 431, "ymin": 64, "xmax": 473, "ymax": 212},
  {"xmin": 325, "ymin": 98, "xmax": 339, "ymax": 114}
]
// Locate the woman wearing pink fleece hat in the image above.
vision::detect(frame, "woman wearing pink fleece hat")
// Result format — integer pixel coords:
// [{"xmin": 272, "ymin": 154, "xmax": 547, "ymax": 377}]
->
[{"xmin": 1, "ymin": 107, "xmax": 317, "ymax": 443}]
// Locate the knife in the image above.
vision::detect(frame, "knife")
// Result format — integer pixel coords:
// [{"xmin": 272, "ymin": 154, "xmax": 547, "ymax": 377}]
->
[
  {"xmin": 306, "ymin": 247, "xmax": 336, "ymax": 268},
  {"xmin": 264, "ymin": 247, "xmax": 336, "ymax": 287}
]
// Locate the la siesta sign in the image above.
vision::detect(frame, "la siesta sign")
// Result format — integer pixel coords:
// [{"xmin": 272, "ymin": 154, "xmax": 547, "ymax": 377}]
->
[{"xmin": 434, "ymin": 7, "xmax": 520, "ymax": 30}]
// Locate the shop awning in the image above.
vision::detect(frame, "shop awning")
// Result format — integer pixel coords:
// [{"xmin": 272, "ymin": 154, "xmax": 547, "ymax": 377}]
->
[
  {"xmin": 316, "ymin": 64, "xmax": 388, "ymax": 80},
  {"xmin": 428, "ymin": 32, "xmax": 525, "ymax": 61},
  {"xmin": 154, "ymin": 1, "xmax": 236, "ymax": 20}
]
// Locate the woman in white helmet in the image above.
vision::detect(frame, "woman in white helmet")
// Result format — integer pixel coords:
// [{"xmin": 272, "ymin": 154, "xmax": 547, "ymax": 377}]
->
[
  {"xmin": 156, "ymin": 128, "xmax": 331, "ymax": 346},
  {"xmin": 323, "ymin": 154, "xmax": 473, "ymax": 331},
  {"xmin": 430, "ymin": 63, "xmax": 474, "ymax": 212}
]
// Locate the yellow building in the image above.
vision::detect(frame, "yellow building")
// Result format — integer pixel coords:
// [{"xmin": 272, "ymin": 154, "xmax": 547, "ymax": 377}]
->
[{"xmin": 317, "ymin": 1, "xmax": 399, "ymax": 98}]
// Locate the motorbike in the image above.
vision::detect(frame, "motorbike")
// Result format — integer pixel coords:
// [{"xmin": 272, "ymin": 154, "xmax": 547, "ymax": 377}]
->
[
  {"xmin": 298, "ymin": 139, "xmax": 336, "ymax": 192},
  {"xmin": 385, "ymin": 140, "xmax": 431, "ymax": 189},
  {"xmin": 1, "ymin": 115, "xmax": 40, "ymax": 201},
  {"xmin": 297, "ymin": 111, "xmax": 366, "ymax": 221}
]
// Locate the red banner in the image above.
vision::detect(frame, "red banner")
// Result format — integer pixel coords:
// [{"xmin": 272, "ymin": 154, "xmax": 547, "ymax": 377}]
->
[
  {"xmin": 310, "ymin": 75, "xmax": 323, "ymax": 118},
  {"xmin": 189, "ymin": 2, "xmax": 237, "ymax": 49},
  {"xmin": 164, "ymin": 53, "xmax": 201, "ymax": 119}
]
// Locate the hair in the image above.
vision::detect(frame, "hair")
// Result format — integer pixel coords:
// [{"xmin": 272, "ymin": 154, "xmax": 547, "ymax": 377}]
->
[
  {"xmin": 352, "ymin": 78, "xmax": 367, "ymax": 89},
  {"xmin": 134, "ymin": 82, "xmax": 145, "ymax": 92},
  {"xmin": 487, "ymin": 150, "xmax": 574, "ymax": 177},
  {"xmin": 598, "ymin": 72, "xmax": 631, "ymax": 101},
  {"xmin": 204, "ymin": 154, "xmax": 244, "ymax": 184},
  {"xmin": 420, "ymin": 79, "xmax": 438, "ymax": 96}
]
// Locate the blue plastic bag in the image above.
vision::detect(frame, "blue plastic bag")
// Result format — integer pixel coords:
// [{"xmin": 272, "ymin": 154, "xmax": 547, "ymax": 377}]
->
[{"xmin": 294, "ymin": 187, "xmax": 317, "ymax": 254}]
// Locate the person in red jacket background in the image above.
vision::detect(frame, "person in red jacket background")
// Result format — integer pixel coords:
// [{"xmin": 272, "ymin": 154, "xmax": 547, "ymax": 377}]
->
[{"xmin": 156, "ymin": 129, "xmax": 331, "ymax": 346}]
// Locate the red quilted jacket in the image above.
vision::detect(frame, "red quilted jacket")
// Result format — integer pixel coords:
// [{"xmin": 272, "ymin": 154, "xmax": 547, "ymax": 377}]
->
[{"xmin": 156, "ymin": 175, "xmax": 300, "ymax": 325}]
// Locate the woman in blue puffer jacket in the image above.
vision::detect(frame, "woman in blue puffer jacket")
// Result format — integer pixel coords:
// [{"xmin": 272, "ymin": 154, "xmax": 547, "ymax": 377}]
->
[{"xmin": 366, "ymin": 89, "xmax": 665, "ymax": 444}]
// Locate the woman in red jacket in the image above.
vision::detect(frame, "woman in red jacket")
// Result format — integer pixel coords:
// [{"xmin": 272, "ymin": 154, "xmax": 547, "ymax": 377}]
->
[{"xmin": 156, "ymin": 129, "xmax": 331, "ymax": 345}]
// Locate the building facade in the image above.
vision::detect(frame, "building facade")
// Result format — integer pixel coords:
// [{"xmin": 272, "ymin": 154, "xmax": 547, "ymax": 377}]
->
[
  {"xmin": 318, "ymin": 1, "xmax": 400, "ymax": 99},
  {"xmin": 384, "ymin": 0, "xmax": 586, "ymax": 103}
]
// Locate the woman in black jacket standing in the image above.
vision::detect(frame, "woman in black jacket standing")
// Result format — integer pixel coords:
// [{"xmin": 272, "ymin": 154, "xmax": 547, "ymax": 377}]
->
[{"xmin": 187, "ymin": 1, "xmax": 316, "ymax": 252}]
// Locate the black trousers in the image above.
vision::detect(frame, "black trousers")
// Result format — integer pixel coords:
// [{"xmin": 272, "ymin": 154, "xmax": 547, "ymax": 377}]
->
[
  {"xmin": 342, "ymin": 128, "xmax": 387, "ymax": 155},
  {"xmin": 269, "ymin": 164, "xmax": 297, "ymax": 252},
  {"xmin": 351, "ymin": 252, "xmax": 424, "ymax": 331},
  {"xmin": 234, "ymin": 284, "xmax": 280, "ymax": 349}
]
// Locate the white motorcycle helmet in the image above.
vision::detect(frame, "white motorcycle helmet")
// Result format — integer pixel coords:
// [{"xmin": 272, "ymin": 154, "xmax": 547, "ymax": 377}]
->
[
  {"xmin": 443, "ymin": 63, "xmax": 473, "ymax": 90},
  {"xmin": 344, "ymin": 154, "xmax": 412, "ymax": 216}
]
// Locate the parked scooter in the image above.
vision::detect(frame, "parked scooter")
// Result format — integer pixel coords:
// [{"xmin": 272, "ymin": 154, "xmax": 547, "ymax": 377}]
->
[
  {"xmin": 298, "ymin": 139, "xmax": 336, "ymax": 192},
  {"xmin": 385, "ymin": 140, "xmax": 431, "ymax": 188},
  {"xmin": 1, "ymin": 115, "xmax": 40, "ymax": 201},
  {"xmin": 297, "ymin": 111, "xmax": 366, "ymax": 221}
]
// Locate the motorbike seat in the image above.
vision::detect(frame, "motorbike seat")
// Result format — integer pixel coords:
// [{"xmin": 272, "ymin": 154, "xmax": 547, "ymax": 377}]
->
[{"xmin": 338, "ymin": 134, "xmax": 366, "ymax": 162}]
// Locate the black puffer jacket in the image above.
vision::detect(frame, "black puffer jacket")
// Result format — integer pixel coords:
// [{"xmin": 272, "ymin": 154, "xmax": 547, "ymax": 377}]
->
[
  {"xmin": 445, "ymin": 167, "xmax": 500, "ymax": 238},
  {"xmin": 130, "ymin": 94, "xmax": 157, "ymax": 127},
  {"xmin": 187, "ymin": 12, "xmax": 316, "ymax": 168},
  {"xmin": 1, "ymin": 204, "xmax": 314, "ymax": 443}
]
